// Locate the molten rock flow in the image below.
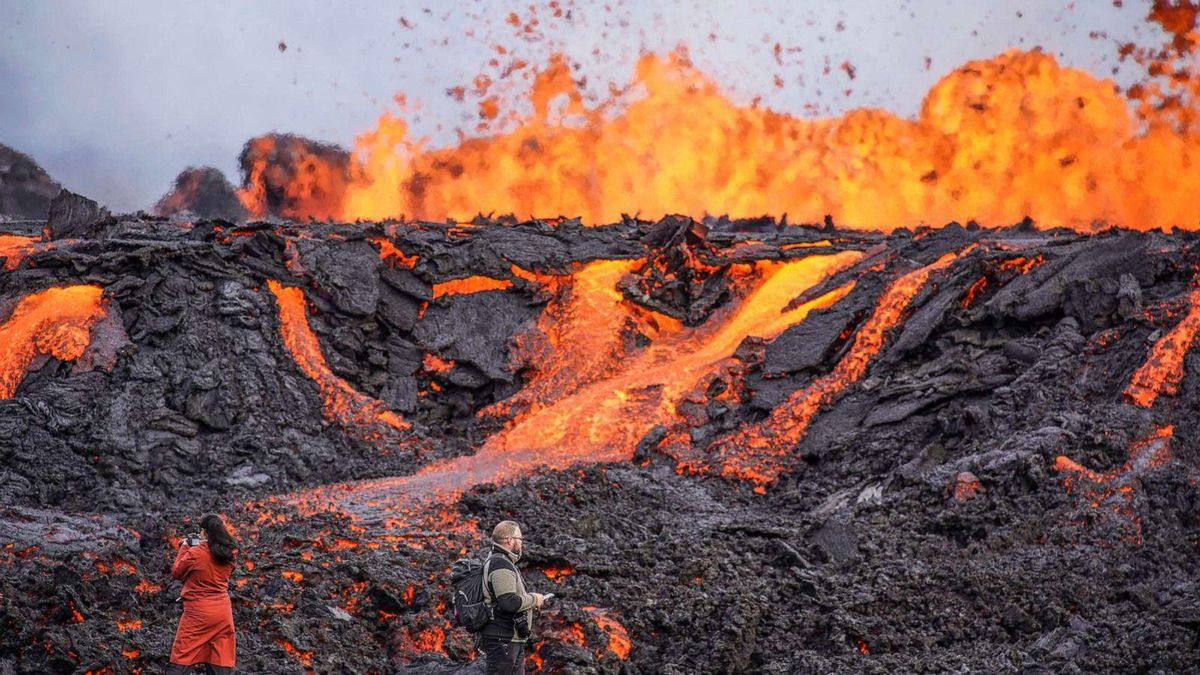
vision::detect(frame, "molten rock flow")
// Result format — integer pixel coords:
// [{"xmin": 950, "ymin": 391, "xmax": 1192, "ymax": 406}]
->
[{"xmin": 1, "ymin": 214, "xmax": 1200, "ymax": 673}]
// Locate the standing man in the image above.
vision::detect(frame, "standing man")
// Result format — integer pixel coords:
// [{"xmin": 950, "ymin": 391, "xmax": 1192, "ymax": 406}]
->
[{"xmin": 480, "ymin": 520, "xmax": 549, "ymax": 675}]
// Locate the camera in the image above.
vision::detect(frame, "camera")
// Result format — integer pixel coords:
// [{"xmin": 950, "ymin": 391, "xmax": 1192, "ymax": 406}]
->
[{"xmin": 185, "ymin": 533, "xmax": 202, "ymax": 547}]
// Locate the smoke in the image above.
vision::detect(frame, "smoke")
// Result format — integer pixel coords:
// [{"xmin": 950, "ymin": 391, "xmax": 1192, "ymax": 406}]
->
[{"xmin": 0, "ymin": 0, "xmax": 1152, "ymax": 213}]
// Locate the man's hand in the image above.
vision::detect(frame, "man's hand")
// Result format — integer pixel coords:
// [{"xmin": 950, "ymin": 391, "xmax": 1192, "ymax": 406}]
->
[{"xmin": 533, "ymin": 593, "xmax": 547, "ymax": 609}]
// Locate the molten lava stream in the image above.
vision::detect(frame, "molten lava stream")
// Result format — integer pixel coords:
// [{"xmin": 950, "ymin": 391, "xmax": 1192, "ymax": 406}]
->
[
  {"xmin": 267, "ymin": 280, "xmax": 410, "ymax": 435},
  {"xmin": 0, "ymin": 285, "xmax": 106, "ymax": 399},
  {"xmin": 704, "ymin": 249, "xmax": 966, "ymax": 483},
  {"xmin": 432, "ymin": 276, "xmax": 514, "ymax": 298},
  {"xmin": 1124, "ymin": 286, "xmax": 1200, "ymax": 408},
  {"xmin": 0, "ymin": 234, "xmax": 39, "ymax": 270},
  {"xmin": 313, "ymin": 251, "xmax": 861, "ymax": 515},
  {"xmin": 486, "ymin": 259, "xmax": 646, "ymax": 420}
]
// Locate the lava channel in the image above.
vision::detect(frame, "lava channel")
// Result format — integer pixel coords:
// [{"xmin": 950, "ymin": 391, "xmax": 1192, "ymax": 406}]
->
[{"xmin": 0, "ymin": 285, "xmax": 107, "ymax": 399}]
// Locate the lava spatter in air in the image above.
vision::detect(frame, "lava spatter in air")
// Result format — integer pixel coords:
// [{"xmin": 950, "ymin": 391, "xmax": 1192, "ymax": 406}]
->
[
  {"xmin": 245, "ymin": 49, "xmax": 1199, "ymax": 230},
  {"xmin": 1124, "ymin": 285, "xmax": 1200, "ymax": 407},
  {"xmin": 0, "ymin": 285, "xmax": 107, "ymax": 399},
  {"xmin": 267, "ymin": 280, "xmax": 411, "ymax": 439},
  {"xmin": 699, "ymin": 249, "xmax": 967, "ymax": 484}
]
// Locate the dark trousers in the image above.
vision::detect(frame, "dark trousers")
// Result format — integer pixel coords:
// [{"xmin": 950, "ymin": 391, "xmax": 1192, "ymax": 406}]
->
[
  {"xmin": 481, "ymin": 636, "xmax": 526, "ymax": 675},
  {"xmin": 165, "ymin": 664, "xmax": 233, "ymax": 675}
]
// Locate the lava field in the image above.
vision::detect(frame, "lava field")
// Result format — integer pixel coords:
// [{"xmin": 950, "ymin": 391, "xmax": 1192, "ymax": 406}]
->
[{"xmin": 2, "ymin": 191, "xmax": 1200, "ymax": 673}]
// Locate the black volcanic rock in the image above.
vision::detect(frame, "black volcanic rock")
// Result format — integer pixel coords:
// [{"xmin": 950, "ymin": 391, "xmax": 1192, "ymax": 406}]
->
[
  {"xmin": 0, "ymin": 144, "xmax": 61, "ymax": 219},
  {"xmin": 45, "ymin": 189, "xmax": 108, "ymax": 239},
  {"xmin": 2, "ymin": 216, "xmax": 1200, "ymax": 674},
  {"xmin": 154, "ymin": 166, "xmax": 248, "ymax": 220},
  {"xmin": 619, "ymin": 214, "xmax": 735, "ymax": 326}
]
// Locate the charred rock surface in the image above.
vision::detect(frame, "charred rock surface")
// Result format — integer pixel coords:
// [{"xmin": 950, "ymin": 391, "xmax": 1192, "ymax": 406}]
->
[
  {"xmin": 155, "ymin": 167, "xmax": 248, "ymax": 221},
  {"xmin": 1, "ymin": 214, "xmax": 1199, "ymax": 674}
]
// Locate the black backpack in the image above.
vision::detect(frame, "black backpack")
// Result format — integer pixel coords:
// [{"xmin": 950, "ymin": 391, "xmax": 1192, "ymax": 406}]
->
[{"xmin": 449, "ymin": 555, "xmax": 494, "ymax": 632}]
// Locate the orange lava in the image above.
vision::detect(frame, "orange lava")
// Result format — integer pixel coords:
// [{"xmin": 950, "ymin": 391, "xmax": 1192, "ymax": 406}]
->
[
  {"xmin": 281, "ymin": 569, "xmax": 304, "ymax": 582},
  {"xmin": 1124, "ymin": 286, "xmax": 1200, "ymax": 407},
  {"xmin": 483, "ymin": 253, "xmax": 860, "ymax": 469},
  {"xmin": 0, "ymin": 285, "xmax": 106, "ymax": 399},
  {"xmin": 707, "ymin": 250, "xmax": 965, "ymax": 483},
  {"xmin": 290, "ymin": 253, "xmax": 858, "ymax": 512},
  {"xmin": 412, "ymin": 626, "xmax": 446, "ymax": 652},
  {"xmin": 559, "ymin": 622, "xmax": 586, "ymax": 646},
  {"xmin": 432, "ymin": 275, "xmax": 514, "ymax": 298},
  {"xmin": 116, "ymin": 618, "xmax": 142, "ymax": 632},
  {"xmin": 276, "ymin": 638, "xmax": 314, "ymax": 667},
  {"xmin": 542, "ymin": 565, "xmax": 574, "ymax": 582},
  {"xmin": 247, "ymin": 49, "xmax": 1198, "ymax": 230},
  {"xmin": 951, "ymin": 472, "xmax": 982, "ymax": 502},
  {"xmin": 1054, "ymin": 425, "xmax": 1174, "ymax": 545},
  {"xmin": 267, "ymin": 280, "xmax": 410, "ymax": 435},
  {"xmin": 584, "ymin": 606, "xmax": 632, "ymax": 659},
  {"xmin": 0, "ymin": 234, "xmax": 39, "ymax": 270},
  {"xmin": 960, "ymin": 276, "xmax": 989, "ymax": 308},
  {"xmin": 369, "ymin": 236, "xmax": 419, "ymax": 268},
  {"xmin": 423, "ymin": 353, "xmax": 455, "ymax": 373}
]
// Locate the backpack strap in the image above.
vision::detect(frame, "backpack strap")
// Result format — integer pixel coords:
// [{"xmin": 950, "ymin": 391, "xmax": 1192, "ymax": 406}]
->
[{"xmin": 481, "ymin": 554, "xmax": 496, "ymax": 607}]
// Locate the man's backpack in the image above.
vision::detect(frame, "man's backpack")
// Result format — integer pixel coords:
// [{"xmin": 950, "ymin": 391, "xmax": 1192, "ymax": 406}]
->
[{"xmin": 449, "ymin": 555, "xmax": 494, "ymax": 632}]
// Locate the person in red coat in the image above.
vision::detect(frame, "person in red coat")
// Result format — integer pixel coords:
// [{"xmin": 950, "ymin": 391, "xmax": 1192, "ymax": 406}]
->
[{"xmin": 166, "ymin": 513, "xmax": 239, "ymax": 674}]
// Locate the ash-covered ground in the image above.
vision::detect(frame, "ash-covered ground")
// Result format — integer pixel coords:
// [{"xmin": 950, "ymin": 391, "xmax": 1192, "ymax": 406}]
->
[{"xmin": 2, "ymin": 197, "xmax": 1199, "ymax": 673}]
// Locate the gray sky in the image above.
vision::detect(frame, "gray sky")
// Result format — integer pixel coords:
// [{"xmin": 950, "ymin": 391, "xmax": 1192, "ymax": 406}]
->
[{"xmin": 0, "ymin": 0, "xmax": 1160, "ymax": 212}]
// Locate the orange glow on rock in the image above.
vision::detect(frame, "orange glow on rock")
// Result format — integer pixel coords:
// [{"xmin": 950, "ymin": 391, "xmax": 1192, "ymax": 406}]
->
[
  {"xmin": 0, "ymin": 285, "xmax": 107, "ymax": 399},
  {"xmin": 422, "ymin": 353, "xmax": 455, "ymax": 373},
  {"xmin": 951, "ymin": 471, "xmax": 982, "ymax": 502},
  {"xmin": 1054, "ymin": 425, "xmax": 1174, "ymax": 545},
  {"xmin": 542, "ymin": 565, "xmax": 574, "ymax": 582},
  {"xmin": 960, "ymin": 276, "xmax": 989, "ymax": 308},
  {"xmin": 1125, "ymin": 286, "xmax": 1200, "ymax": 407},
  {"xmin": 267, "ymin": 280, "xmax": 410, "ymax": 435},
  {"xmin": 432, "ymin": 276, "xmax": 514, "ymax": 298},
  {"xmin": 0, "ymin": 234, "xmax": 39, "ymax": 270},
  {"xmin": 276, "ymin": 638, "xmax": 314, "ymax": 667},
  {"xmin": 116, "ymin": 618, "xmax": 142, "ymax": 632},
  {"xmin": 286, "ymin": 254, "xmax": 858, "ymax": 512},
  {"xmin": 412, "ymin": 627, "xmax": 446, "ymax": 652},
  {"xmin": 559, "ymin": 622, "xmax": 586, "ymax": 646},
  {"xmin": 584, "ymin": 606, "xmax": 632, "ymax": 659},
  {"xmin": 479, "ymin": 252, "xmax": 860, "ymax": 482},
  {"xmin": 370, "ymin": 236, "xmax": 419, "ymax": 268},
  {"xmin": 281, "ymin": 570, "xmax": 304, "ymax": 582},
  {"xmin": 708, "ymin": 250, "xmax": 965, "ymax": 483}
]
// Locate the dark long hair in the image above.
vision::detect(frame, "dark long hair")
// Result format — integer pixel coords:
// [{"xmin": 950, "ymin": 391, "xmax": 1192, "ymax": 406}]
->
[{"xmin": 200, "ymin": 514, "xmax": 238, "ymax": 565}]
